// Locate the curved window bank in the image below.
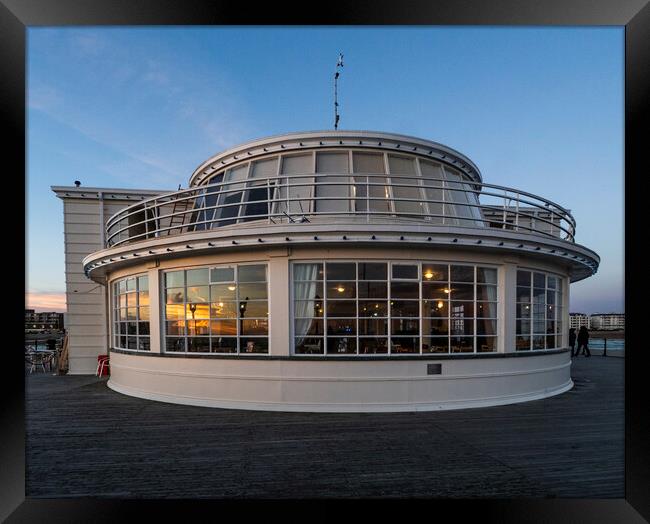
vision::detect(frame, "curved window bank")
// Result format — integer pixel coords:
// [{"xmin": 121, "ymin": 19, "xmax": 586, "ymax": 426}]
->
[{"xmin": 82, "ymin": 131, "xmax": 600, "ymax": 412}]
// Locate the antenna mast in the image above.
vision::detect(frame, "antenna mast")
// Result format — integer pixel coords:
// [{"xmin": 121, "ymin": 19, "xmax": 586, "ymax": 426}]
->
[{"xmin": 334, "ymin": 52, "xmax": 344, "ymax": 129}]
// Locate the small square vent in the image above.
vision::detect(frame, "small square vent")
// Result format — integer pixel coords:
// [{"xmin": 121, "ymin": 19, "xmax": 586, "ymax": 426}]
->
[{"xmin": 427, "ymin": 364, "xmax": 442, "ymax": 375}]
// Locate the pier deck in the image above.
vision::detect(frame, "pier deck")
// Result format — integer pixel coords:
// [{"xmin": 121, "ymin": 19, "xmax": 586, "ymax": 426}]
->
[{"xmin": 26, "ymin": 356, "xmax": 623, "ymax": 498}]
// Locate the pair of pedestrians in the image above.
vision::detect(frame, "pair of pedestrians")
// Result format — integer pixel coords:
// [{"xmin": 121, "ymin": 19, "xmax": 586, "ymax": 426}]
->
[{"xmin": 569, "ymin": 326, "xmax": 591, "ymax": 357}]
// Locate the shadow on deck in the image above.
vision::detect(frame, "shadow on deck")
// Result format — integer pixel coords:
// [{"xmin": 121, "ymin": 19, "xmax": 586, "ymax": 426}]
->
[{"xmin": 25, "ymin": 355, "xmax": 623, "ymax": 498}]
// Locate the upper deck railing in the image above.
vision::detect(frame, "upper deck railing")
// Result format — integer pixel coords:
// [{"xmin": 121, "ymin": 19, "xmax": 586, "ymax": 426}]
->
[{"xmin": 105, "ymin": 173, "xmax": 576, "ymax": 248}]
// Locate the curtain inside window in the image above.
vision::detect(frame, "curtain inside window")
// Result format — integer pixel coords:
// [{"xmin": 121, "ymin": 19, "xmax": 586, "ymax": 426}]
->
[{"xmin": 294, "ymin": 264, "xmax": 321, "ymax": 345}]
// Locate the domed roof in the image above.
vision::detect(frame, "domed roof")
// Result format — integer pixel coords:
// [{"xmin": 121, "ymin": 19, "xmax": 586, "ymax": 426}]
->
[{"xmin": 189, "ymin": 130, "xmax": 482, "ymax": 187}]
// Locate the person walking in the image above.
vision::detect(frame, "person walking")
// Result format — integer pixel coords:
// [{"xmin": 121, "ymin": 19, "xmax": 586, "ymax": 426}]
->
[
  {"xmin": 577, "ymin": 326, "xmax": 591, "ymax": 357},
  {"xmin": 569, "ymin": 327, "xmax": 577, "ymax": 357}
]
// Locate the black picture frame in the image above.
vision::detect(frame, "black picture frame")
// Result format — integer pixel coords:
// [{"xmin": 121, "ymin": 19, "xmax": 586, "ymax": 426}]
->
[{"xmin": 3, "ymin": 1, "xmax": 646, "ymax": 521}]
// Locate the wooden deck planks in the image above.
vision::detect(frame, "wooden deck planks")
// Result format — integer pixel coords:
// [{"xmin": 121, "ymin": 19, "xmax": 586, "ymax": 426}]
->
[{"xmin": 25, "ymin": 356, "xmax": 623, "ymax": 498}]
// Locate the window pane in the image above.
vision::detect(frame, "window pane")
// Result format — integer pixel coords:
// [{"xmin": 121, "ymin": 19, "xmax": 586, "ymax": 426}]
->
[
  {"xmin": 422, "ymin": 264, "xmax": 448, "ymax": 282},
  {"xmin": 451, "ymin": 301, "xmax": 474, "ymax": 318},
  {"xmin": 238, "ymin": 264, "xmax": 267, "ymax": 282},
  {"xmin": 476, "ymin": 267, "xmax": 497, "ymax": 284},
  {"xmin": 137, "ymin": 275, "xmax": 149, "ymax": 291},
  {"xmin": 359, "ymin": 338, "xmax": 388, "ymax": 354},
  {"xmin": 450, "ymin": 337, "xmax": 473, "ymax": 353},
  {"xmin": 250, "ymin": 158, "xmax": 278, "ymax": 179},
  {"xmin": 422, "ymin": 283, "xmax": 451, "ymax": 300},
  {"xmin": 327, "ymin": 319, "xmax": 356, "ymax": 335},
  {"xmin": 241, "ymin": 338, "xmax": 268, "ymax": 354},
  {"xmin": 326, "ymin": 337, "xmax": 356, "ymax": 354},
  {"xmin": 358, "ymin": 282, "xmax": 387, "ymax": 298},
  {"xmin": 187, "ymin": 285, "xmax": 210, "ymax": 303},
  {"xmin": 517, "ymin": 303, "xmax": 531, "ymax": 318},
  {"xmin": 422, "ymin": 318, "xmax": 449, "ymax": 336},
  {"xmin": 390, "ymin": 300, "xmax": 419, "ymax": 317},
  {"xmin": 477, "ymin": 337, "xmax": 497, "ymax": 352},
  {"xmin": 516, "ymin": 271, "xmax": 531, "ymax": 286},
  {"xmin": 188, "ymin": 337, "xmax": 210, "ymax": 353},
  {"xmin": 166, "ymin": 337, "xmax": 186, "ymax": 352},
  {"xmin": 210, "ymin": 284, "xmax": 236, "ymax": 302},
  {"xmin": 358, "ymin": 262, "xmax": 387, "ymax": 280},
  {"xmin": 165, "ymin": 271, "xmax": 184, "ymax": 288},
  {"xmin": 326, "ymin": 262, "xmax": 356, "ymax": 280},
  {"xmin": 126, "ymin": 278, "xmax": 136, "ymax": 291},
  {"xmin": 326, "ymin": 301, "xmax": 356, "ymax": 317},
  {"xmin": 326, "ymin": 282, "xmax": 356, "ymax": 299},
  {"xmin": 210, "ymin": 301, "xmax": 238, "ymax": 318},
  {"xmin": 211, "ymin": 267, "xmax": 235, "ymax": 282},
  {"xmin": 422, "ymin": 299, "xmax": 448, "ymax": 318},
  {"xmin": 241, "ymin": 319, "xmax": 268, "ymax": 335},
  {"xmin": 451, "ymin": 319, "xmax": 474, "ymax": 336},
  {"xmin": 166, "ymin": 320, "xmax": 185, "ymax": 335},
  {"xmin": 516, "ymin": 286, "xmax": 531, "ymax": 302},
  {"xmin": 294, "ymin": 282, "xmax": 323, "ymax": 299},
  {"xmin": 137, "ymin": 337, "xmax": 151, "ymax": 351},
  {"xmin": 392, "ymin": 264, "xmax": 418, "ymax": 280},
  {"xmin": 358, "ymin": 319, "xmax": 387, "ymax": 335},
  {"xmin": 186, "ymin": 268, "xmax": 209, "ymax": 286},
  {"xmin": 165, "ymin": 304, "xmax": 185, "ymax": 320},
  {"xmin": 450, "ymin": 284, "xmax": 474, "ymax": 301},
  {"xmin": 238, "ymin": 283, "xmax": 268, "ymax": 300},
  {"xmin": 516, "ymin": 335, "xmax": 531, "ymax": 351},
  {"xmin": 294, "ymin": 263, "xmax": 324, "ymax": 280},
  {"xmin": 243, "ymin": 301, "xmax": 268, "ymax": 317},
  {"xmin": 388, "ymin": 155, "xmax": 416, "ymax": 175},
  {"xmin": 423, "ymin": 337, "xmax": 449, "ymax": 353},
  {"xmin": 166, "ymin": 288, "xmax": 185, "ymax": 304},
  {"xmin": 450, "ymin": 265, "xmax": 474, "ymax": 282},
  {"xmin": 391, "ymin": 318, "xmax": 419, "ymax": 335},
  {"xmin": 138, "ymin": 291, "xmax": 150, "ymax": 307},
  {"xmin": 391, "ymin": 337, "xmax": 419, "ymax": 353},
  {"xmin": 138, "ymin": 322, "xmax": 150, "ymax": 336},
  {"xmin": 358, "ymin": 301, "xmax": 388, "ymax": 317},
  {"xmin": 212, "ymin": 337, "xmax": 237, "ymax": 353},
  {"xmin": 294, "ymin": 300, "xmax": 324, "ymax": 317},
  {"xmin": 390, "ymin": 282, "xmax": 419, "ymax": 299},
  {"xmin": 295, "ymin": 338, "xmax": 323, "ymax": 354},
  {"xmin": 476, "ymin": 302, "xmax": 497, "ymax": 318},
  {"xmin": 476, "ymin": 285, "xmax": 497, "ymax": 302},
  {"xmin": 281, "ymin": 154, "xmax": 312, "ymax": 174},
  {"xmin": 186, "ymin": 303, "xmax": 210, "ymax": 320},
  {"xmin": 353, "ymin": 152, "xmax": 384, "ymax": 173},
  {"xmin": 316, "ymin": 152, "xmax": 349, "ymax": 173},
  {"xmin": 294, "ymin": 338, "xmax": 325, "ymax": 355},
  {"xmin": 533, "ymin": 273, "xmax": 546, "ymax": 288},
  {"xmin": 211, "ymin": 320, "xmax": 237, "ymax": 336},
  {"xmin": 532, "ymin": 335, "xmax": 545, "ymax": 349},
  {"xmin": 187, "ymin": 319, "xmax": 210, "ymax": 336},
  {"xmin": 295, "ymin": 318, "xmax": 324, "ymax": 336},
  {"xmin": 477, "ymin": 319, "xmax": 497, "ymax": 336}
]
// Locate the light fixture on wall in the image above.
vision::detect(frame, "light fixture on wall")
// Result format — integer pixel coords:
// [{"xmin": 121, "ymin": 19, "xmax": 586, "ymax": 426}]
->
[
  {"xmin": 228, "ymin": 285, "xmax": 236, "ymax": 291},
  {"xmin": 424, "ymin": 270, "xmax": 434, "ymax": 279},
  {"xmin": 337, "ymin": 285, "xmax": 345, "ymax": 293}
]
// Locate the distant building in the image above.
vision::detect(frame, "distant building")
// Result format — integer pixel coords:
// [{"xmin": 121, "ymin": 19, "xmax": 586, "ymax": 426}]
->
[
  {"xmin": 569, "ymin": 313, "xmax": 590, "ymax": 330},
  {"xmin": 25, "ymin": 309, "xmax": 65, "ymax": 331},
  {"xmin": 590, "ymin": 313, "xmax": 624, "ymax": 331}
]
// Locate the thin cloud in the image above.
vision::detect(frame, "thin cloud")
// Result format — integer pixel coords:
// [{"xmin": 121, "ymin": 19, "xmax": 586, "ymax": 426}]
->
[{"xmin": 26, "ymin": 292, "xmax": 67, "ymax": 312}]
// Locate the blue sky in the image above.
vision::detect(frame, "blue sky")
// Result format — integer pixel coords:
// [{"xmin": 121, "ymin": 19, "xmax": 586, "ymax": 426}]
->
[{"xmin": 26, "ymin": 27, "xmax": 623, "ymax": 314}]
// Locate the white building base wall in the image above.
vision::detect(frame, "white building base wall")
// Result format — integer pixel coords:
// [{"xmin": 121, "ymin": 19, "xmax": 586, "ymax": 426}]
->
[{"xmin": 108, "ymin": 350, "xmax": 572, "ymax": 412}]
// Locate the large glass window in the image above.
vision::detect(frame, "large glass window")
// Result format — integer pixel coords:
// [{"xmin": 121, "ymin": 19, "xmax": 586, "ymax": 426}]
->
[
  {"xmin": 516, "ymin": 269, "xmax": 564, "ymax": 351},
  {"xmin": 292, "ymin": 261, "xmax": 498, "ymax": 355},
  {"xmin": 112, "ymin": 274, "xmax": 150, "ymax": 351},
  {"xmin": 163, "ymin": 264, "xmax": 269, "ymax": 354}
]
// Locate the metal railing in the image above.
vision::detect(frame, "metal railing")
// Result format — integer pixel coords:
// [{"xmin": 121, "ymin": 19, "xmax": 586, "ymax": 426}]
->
[{"xmin": 105, "ymin": 173, "xmax": 576, "ymax": 247}]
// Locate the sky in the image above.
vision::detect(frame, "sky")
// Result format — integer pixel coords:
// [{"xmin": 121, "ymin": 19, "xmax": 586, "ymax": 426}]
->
[{"xmin": 26, "ymin": 27, "xmax": 623, "ymax": 314}]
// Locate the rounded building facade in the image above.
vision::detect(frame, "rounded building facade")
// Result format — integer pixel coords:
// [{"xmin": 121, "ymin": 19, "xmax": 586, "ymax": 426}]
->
[{"xmin": 83, "ymin": 131, "xmax": 599, "ymax": 412}]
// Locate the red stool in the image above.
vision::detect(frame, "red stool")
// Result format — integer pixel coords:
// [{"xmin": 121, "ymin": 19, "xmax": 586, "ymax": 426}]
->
[{"xmin": 96, "ymin": 354, "xmax": 110, "ymax": 377}]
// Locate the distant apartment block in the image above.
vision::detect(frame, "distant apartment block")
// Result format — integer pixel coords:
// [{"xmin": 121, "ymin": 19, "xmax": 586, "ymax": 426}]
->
[
  {"xmin": 25, "ymin": 309, "xmax": 65, "ymax": 331},
  {"xmin": 590, "ymin": 313, "xmax": 625, "ymax": 331},
  {"xmin": 569, "ymin": 313, "xmax": 590, "ymax": 330}
]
